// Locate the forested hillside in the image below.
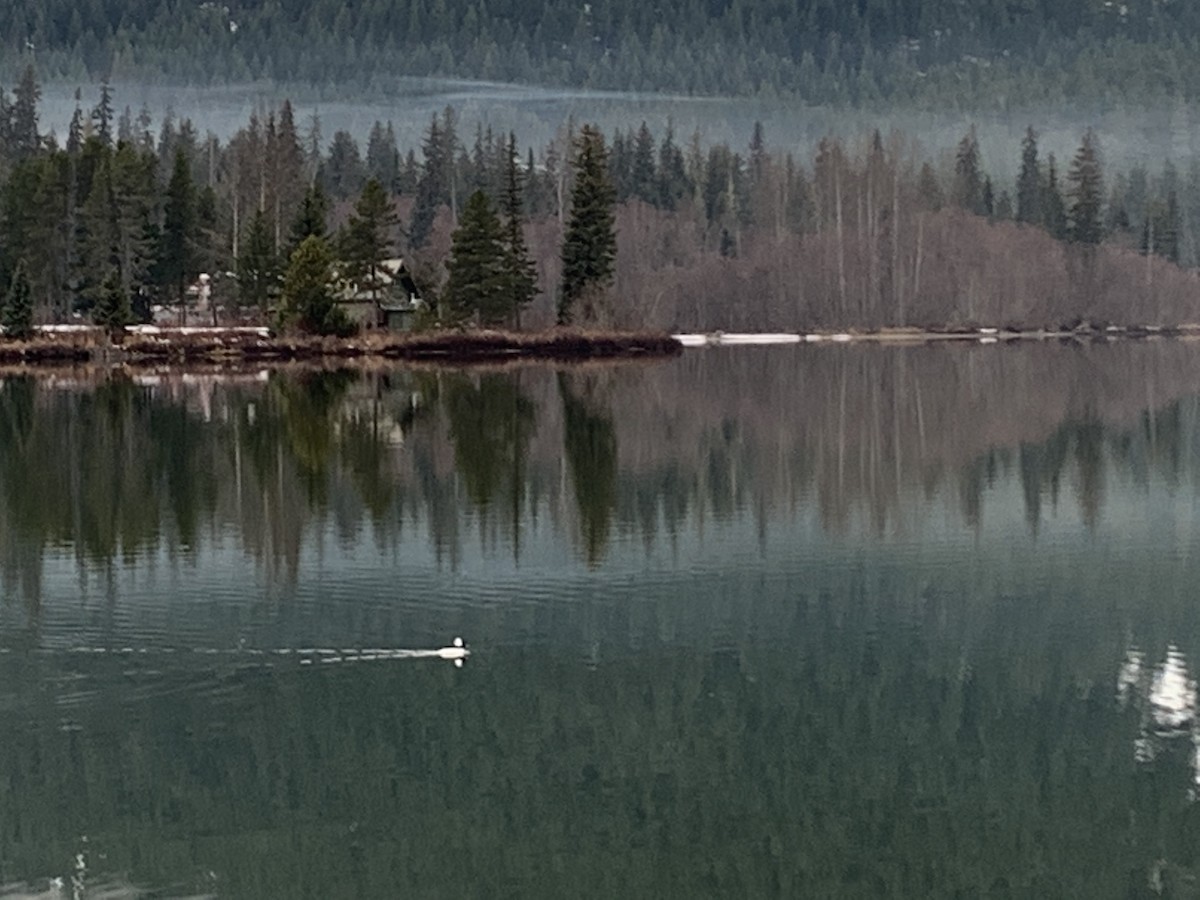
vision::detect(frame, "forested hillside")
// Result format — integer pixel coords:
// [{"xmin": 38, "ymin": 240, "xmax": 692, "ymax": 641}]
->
[{"xmin": 1, "ymin": 0, "xmax": 1199, "ymax": 104}]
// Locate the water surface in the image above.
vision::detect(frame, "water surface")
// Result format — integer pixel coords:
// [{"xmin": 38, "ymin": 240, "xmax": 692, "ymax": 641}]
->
[{"xmin": 2, "ymin": 344, "xmax": 1200, "ymax": 897}]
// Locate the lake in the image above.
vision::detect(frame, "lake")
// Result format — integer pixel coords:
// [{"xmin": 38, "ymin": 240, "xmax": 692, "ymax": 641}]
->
[{"xmin": 2, "ymin": 343, "xmax": 1200, "ymax": 897}]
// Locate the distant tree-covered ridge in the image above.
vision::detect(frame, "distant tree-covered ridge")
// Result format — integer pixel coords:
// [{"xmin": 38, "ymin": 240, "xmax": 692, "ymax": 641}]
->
[
  {"xmin": 2, "ymin": 72, "xmax": 1200, "ymax": 334},
  {"xmin": 3, "ymin": 0, "xmax": 1200, "ymax": 105}
]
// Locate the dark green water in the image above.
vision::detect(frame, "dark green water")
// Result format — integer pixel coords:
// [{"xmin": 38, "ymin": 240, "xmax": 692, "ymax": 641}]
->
[{"xmin": 2, "ymin": 343, "xmax": 1200, "ymax": 898}]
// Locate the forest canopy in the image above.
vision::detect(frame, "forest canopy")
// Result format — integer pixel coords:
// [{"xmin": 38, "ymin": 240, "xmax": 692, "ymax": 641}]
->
[{"xmin": 2, "ymin": 0, "xmax": 1200, "ymax": 105}]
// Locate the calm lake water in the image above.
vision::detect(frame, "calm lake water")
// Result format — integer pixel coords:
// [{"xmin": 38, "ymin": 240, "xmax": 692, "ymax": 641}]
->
[{"xmin": 2, "ymin": 343, "xmax": 1200, "ymax": 898}]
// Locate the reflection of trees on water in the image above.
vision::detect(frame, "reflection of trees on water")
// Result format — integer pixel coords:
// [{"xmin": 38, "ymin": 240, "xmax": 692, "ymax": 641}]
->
[
  {"xmin": 559, "ymin": 372, "xmax": 618, "ymax": 567},
  {"xmin": 0, "ymin": 346, "xmax": 1199, "ymax": 601}
]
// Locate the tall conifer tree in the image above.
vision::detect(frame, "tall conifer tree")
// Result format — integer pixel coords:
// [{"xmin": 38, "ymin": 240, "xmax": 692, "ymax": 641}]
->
[
  {"xmin": 499, "ymin": 133, "xmax": 538, "ymax": 328},
  {"xmin": 2, "ymin": 260, "xmax": 33, "ymax": 339},
  {"xmin": 443, "ymin": 190, "xmax": 506, "ymax": 326},
  {"xmin": 559, "ymin": 124, "xmax": 617, "ymax": 325},
  {"xmin": 1016, "ymin": 126, "xmax": 1042, "ymax": 225},
  {"xmin": 1068, "ymin": 129, "xmax": 1105, "ymax": 245}
]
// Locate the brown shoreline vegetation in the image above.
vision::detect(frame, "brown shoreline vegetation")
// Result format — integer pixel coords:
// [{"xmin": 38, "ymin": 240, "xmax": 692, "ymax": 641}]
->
[
  {"xmin": 0, "ymin": 327, "xmax": 684, "ymax": 366},
  {"xmin": 2, "ymin": 319, "xmax": 1200, "ymax": 369}
]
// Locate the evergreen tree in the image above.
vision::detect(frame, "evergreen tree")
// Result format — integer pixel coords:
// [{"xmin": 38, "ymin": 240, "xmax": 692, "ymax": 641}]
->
[
  {"xmin": 443, "ymin": 190, "xmax": 507, "ymax": 326},
  {"xmin": 340, "ymin": 178, "xmax": 398, "ymax": 307},
  {"xmin": 917, "ymin": 162, "xmax": 944, "ymax": 211},
  {"xmin": 157, "ymin": 148, "xmax": 197, "ymax": 322},
  {"xmin": 411, "ymin": 114, "xmax": 453, "ymax": 249},
  {"xmin": 288, "ymin": 182, "xmax": 329, "ymax": 255},
  {"xmin": 238, "ymin": 209, "xmax": 280, "ymax": 310},
  {"xmin": 1042, "ymin": 154, "xmax": 1069, "ymax": 241},
  {"xmin": 952, "ymin": 126, "xmax": 985, "ymax": 215},
  {"xmin": 11, "ymin": 65, "xmax": 40, "ymax": 159},
  {"xmin": 92, "ymin": 80, "xmax": 114, "ymax": 147},
  {"xmin": 67, "ymin": 92, "xmax": 84, "ymax": 157},
  {"xmin": 1067, "ymin": 129, "xmax": 1104, "ymax": 245},
  {"xmin": 281, "ymin": 234, "xmax": 350, "ymax": 335},
  {"xmin": 323, "ymin": 130, "xmax": 365, "ymax": 200},
  {"xmin": 498, "ymin": 133, "xmax": 538, "ymax": 327},
  {"xmin": 1016, "ymin": 126, "xmax": 1042, "ymax": 225},
  {"xmin": 365, "ymin": 120, "xmax": 399, "ymax": 189},
  {"xmin": 559, "ymin": 125, "xmax": 617, "ymax": 325},
  {"xmin": 630, "ymin": 121, "xmax": 657, "ymax": 204},
  {"xmin": 92, "ymin": 268, "xmax": 132, "ymax": 331},
  {"xmin": 657, "ymin": 124, "xmax": 691, "ymax": 211},
  {"xmin": 2, "ymin": 261, "xmax": 33, "ymax": 339}
]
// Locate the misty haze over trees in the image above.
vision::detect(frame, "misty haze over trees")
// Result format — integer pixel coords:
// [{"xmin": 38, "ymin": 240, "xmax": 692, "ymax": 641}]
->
[{"xmin": 3, "ymin": 0, "xmax": 1200, "ymax": 106}]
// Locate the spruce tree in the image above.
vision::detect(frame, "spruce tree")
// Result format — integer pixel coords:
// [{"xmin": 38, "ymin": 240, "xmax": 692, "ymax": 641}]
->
[
  {"xmin": 157, "ymin": 148, "xmax": 196, "ymax": 322},
  {"xmin": 340, "ymin": 178, "xmax": 398, "ymax": 307},
  {"xmin": 410, "ymin": 113, "xmax": 454, "ymax": 248},
  {"xmin": 238, "ymin": 209, "xmax": 280, "ymax": 310},
  {"xmin": 559, "ymin": 124, "xmax": 617, "ymax": 326},
  {"xmin": 443, "ymin": 190, "xmax": 506, "ymax": 326},
  {"xmin": 499, "ymin": 133, "xmax": 538, "ymax": 328},
  {"xmin": 11, "ymin": 65, "xmax": 40, "ymax": 159},
  {"xmin": 2, "ymin": 261, "xmax": 34, "ymax": 340},
  {"xmin": 281, "ymin": 235, "xmax": 350, "ymax": 335},
  {"xmin": 1016, "ymin": 126, "xmax": 1042, "ymax": 225},
  {"xmin": 92, "ymin": 269, "xmax": 132, "ymax": 332},
  {"xmin": 288, "ymin": 182, "xmax": 329, "ymax": 255},
  {"xmin": 952, "ymin": 126, "xmax": 985, "ymax": 216},
  {"xmin": 1067, "ymin": 129, "xmax": 1104, "ymax": 245},
  {"xmin": 631, "ymin": 121, "xmax": 657, "ymax": 204},
  {"xmin": 1042, "ymin": 154, "xmax": 1069, "ymax": 241},
  {"xmin": 917, "ymin": 162, "xmax": 944, "ymax": 211},
  {"xmin": 92, "ymin": 80, "xmax": 114, "ymax": 147}
]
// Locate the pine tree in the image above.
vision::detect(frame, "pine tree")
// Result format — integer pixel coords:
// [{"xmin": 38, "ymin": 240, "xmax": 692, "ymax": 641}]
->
[
  {"xmin": 1067, "ymin": 129, "xmax": 1104, "ymax": 245},
  {"xmin": 443, "ymin": 190, "xmax": 506, "ymax": 326},
  {"xmin": 157, "ymin": 148, "xmax": 197, "ymax": 322},
  {"xmin": 288, "ymin": 182, "xmax": 329, "ymax": 255},
  {"xmin": 917, "ymin": 162, "xmax": 944, "ymax": 211},
  {"xmin": 323, "ymin": 130, "xmax": 365, "ymax": 200},
  {"xmin": 498, "ymin": 133, "xmax": 538, "ymax": 327},
  {"xmin": 1016, "ymin": 126, "xmax": 1042, "ymax": 225},
  {"xmin": 238, "ymin": 209, "xmax": 280, "ymax": 310},
  {"xmin": 92, "ymin": 268, "xmax": 132, "ymax": 332},
  {"xmin": 2, "ymin": 261, "xmax": 33, "ymax": 340},
  {"xmin": 340, "ymin": 178, "xmax": 398, "ymax": 308},
  {"xmin": 11, "ymin": 65, "xmax": 40, "ymax": 159},
  {"xmin": 657, "ymin": 124, "xmax": 691, "ymax": 211},
  {"xmin": 952, "ymin": 125, "xmax": 985, "ymax": 215},
  {"xmin": 92, "ymin": 80, "xmax": 114, "ymax": 147},
  {"xmin": 1042, "ymin": 154, "xmax": 1069, "ymax": 241},
  {"xmin": 559, "ymin": 125, "xmax": 617, "ymax": 325},
  {"xmin": 630, "ymin": 121, "xmax": 657, "ymax": 204},
  {"xmin": 410, "ymin": 113, "xmax": 453, "ymax": 249},
  {"xmin": 281, "ymin": 234, "xmax": 350, "ymax": 335}
]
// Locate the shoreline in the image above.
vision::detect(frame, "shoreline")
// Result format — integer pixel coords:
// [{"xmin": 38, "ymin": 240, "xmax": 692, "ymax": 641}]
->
[
  {"xmin": 0, "ymin": 328, "xmax": 684, "ymax": 367},
  {"xmin": 1, "ymin": 322, "xmax": 1199, "ymax": 369},
  {"xmin": 674, "ymin": 323, "xmax": 1200, "ymax": 346}
]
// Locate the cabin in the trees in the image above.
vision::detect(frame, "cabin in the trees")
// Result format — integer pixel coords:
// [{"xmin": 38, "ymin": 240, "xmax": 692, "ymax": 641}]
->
[{"xmin": 336, "ymin": 258, "xmax": 425, "ymax": 330}]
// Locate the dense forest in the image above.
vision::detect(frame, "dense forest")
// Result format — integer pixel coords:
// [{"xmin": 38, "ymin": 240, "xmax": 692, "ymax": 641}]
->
[
  {"xmin": 2, "ymin": 0, "xmax": 1200, "ymax": 106},
  {"xmin": 2, "ymin": 73, "xmax": 1200, "ymax": 332}
]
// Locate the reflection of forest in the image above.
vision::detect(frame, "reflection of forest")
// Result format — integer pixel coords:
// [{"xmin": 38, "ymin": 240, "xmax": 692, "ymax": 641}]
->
[{"xmin": 1, "ymin": 343, "xmax": 1200, "ymax": 595}]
